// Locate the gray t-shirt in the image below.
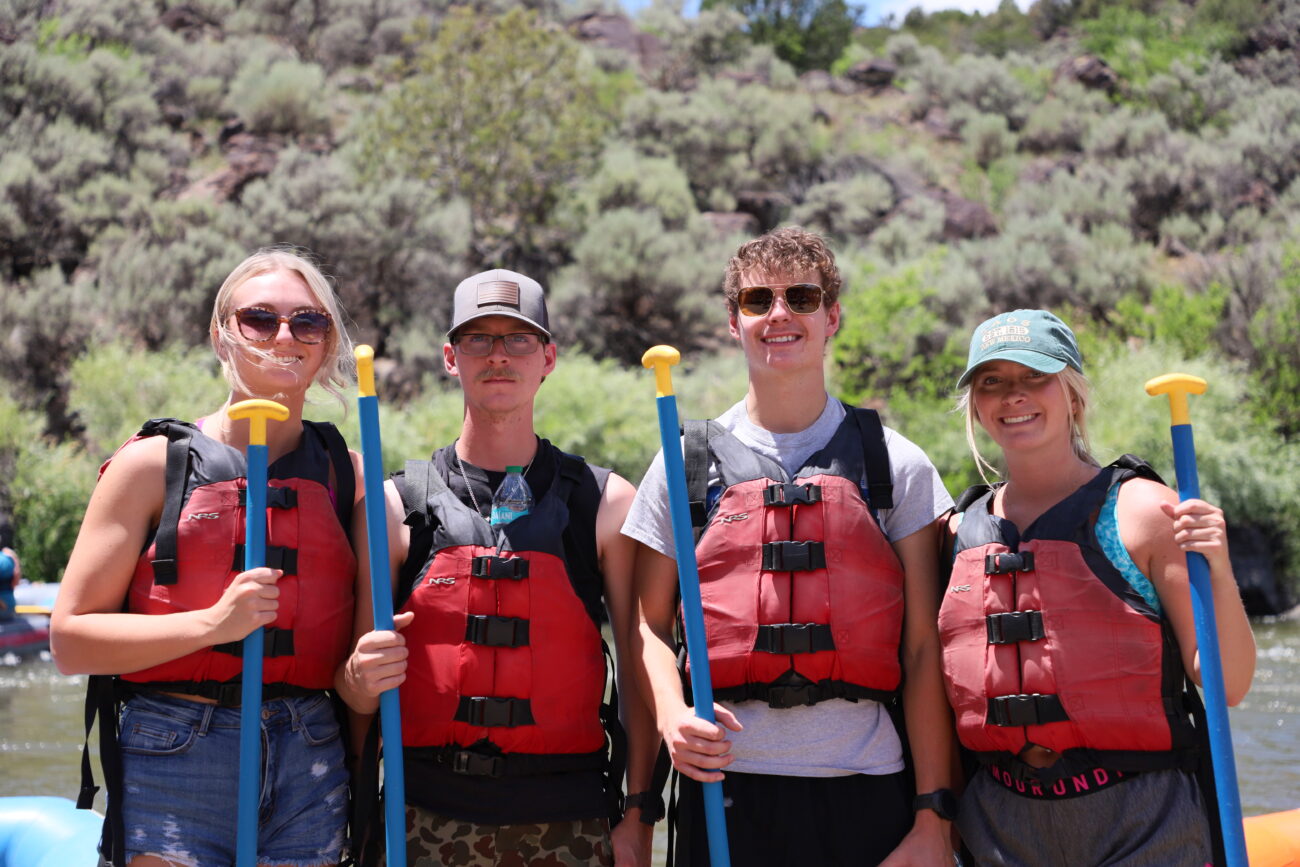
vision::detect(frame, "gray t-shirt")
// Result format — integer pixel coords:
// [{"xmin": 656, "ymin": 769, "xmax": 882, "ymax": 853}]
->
[{"xmin": 621, "ymin": 396, "xmax": 954, "ymax": 777}]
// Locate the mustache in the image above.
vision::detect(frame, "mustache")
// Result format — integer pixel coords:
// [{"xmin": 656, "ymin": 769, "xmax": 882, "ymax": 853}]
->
[{"xmin": 475, "ymin": 367, "xmax": 521, "ymax": 382}]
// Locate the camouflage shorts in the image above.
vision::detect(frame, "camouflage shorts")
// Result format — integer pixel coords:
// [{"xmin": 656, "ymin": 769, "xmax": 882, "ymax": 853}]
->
[{"xmin": 405, "ymin": 804, "xmax": 613, "ymax": 867}]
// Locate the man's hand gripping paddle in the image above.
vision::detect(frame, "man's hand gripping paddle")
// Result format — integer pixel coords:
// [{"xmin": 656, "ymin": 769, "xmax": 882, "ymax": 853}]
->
[
  {"xmin": 1145, "ymin": 373, "xmax": 1247, "ymax": 867},
  {"xmin": 642, "ymin": 346, "xmax": 732, "ymax": 867},
  {"xmin": 227, "ymin": 398, "xmax": 289, "ymax": 867},
  {"xmin": 356, "ymin": 346, "xmax": 407, "ymax": 867}
]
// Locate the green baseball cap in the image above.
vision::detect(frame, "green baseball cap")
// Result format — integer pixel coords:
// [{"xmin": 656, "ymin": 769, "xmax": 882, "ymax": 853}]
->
[{"xmin": 957, "ymin": 309, "xmax": 1084, "ymax": 388}]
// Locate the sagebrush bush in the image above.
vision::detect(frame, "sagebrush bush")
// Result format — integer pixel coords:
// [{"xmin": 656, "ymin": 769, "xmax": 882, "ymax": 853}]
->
[
  {"xmin": 226, "ymin": 58, "xmax": 331, "ymax": 136},
  {"xmin": 790, "ymin": 172, "xmax": 895, "ymax": 241}
]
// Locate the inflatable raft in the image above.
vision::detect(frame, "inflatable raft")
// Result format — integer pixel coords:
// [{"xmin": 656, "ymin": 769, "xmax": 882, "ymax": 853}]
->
[{"xmin": 0, "ymin": 796, "xmax": 101, "ymax": 867}]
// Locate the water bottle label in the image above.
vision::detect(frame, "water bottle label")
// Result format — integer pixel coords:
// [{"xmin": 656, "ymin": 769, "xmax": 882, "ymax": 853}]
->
[{"xmin": 490, "ymin": 505, "xmax": 528, "ymax": 527}]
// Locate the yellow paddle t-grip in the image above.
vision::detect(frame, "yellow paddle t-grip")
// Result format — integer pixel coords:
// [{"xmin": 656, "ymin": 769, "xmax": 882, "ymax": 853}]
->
[
  {"xmin": 227, "ymin": 399, "xmax": 290, "ymax": 446},
  {"xmin": 642, "ymin": 345, "xmax": 682, "ymax": 398},
  {"xmin": 1144, "ymin": 373, "xmax": 1208, "ymax": 426},
  {"xmin": 356, "ymin": 345, "xmax": 376, "ymax": 398}
]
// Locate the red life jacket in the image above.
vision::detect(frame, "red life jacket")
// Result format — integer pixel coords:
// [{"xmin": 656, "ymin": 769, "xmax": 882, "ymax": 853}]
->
[
  {"xmin": 114, "ymin": 419, "xmax": 356, "ymax": 702},
  {"xmin": 684, "ymin": 406, "xmax": 904, "ymax": 708},
  {"xmin": 938, "ymin": 457, "xmax": 1200, "ymax": 775},
  {"xmin": 394, "ymin": 451, "xmax": 612, "ymax": 778}
]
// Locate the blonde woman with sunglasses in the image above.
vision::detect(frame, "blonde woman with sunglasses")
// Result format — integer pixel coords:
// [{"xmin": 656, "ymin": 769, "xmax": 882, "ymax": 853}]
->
[
  {"xmin": 623, "ymin": 227, "xmax": 957, "ymax": 866},
  {"xmin": 52, "ymin": 248, "xmax": 363, "ymax": 867}
]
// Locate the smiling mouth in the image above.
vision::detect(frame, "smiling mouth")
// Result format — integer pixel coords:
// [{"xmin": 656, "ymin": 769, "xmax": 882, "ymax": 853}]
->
[
  {"xmin": 762, "ymin": 335, "xmax": 800, "ymax": 344},
  {"xmin": 1001, "ymin": 413, "xmax": 1038, "ymax": 425}
]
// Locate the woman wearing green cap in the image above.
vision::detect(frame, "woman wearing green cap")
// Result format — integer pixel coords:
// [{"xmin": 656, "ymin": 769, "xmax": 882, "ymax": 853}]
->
[{"xmin": 935, "ymin": 309, "xmax": 1255, "ymax": 866}]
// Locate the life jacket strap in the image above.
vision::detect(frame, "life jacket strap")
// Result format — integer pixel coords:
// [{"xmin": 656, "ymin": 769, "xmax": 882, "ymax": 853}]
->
[
  {"xmin": 985, "ymin": 550, "xmax": 1036, "ymax": 574},
  {"xmin": 410, "ymin": 744, "xmax": 607, "ymax": 779},
  {"xmin": 763, "ymin": 482, "xmax": 821, "ymax": 507},
  {"xmin": 470, "ymin": 555, "xmax": 529, "ymax": 580},
  {"xmin": 455, "ymin": 696, "xmax": 535, "ymax": 727},
  {"xmin": 464, "ymin": 614, "xmax": 530, "ymax": 648},
  {"xmin": 987, "ymin": 693, "xmax": 1069, "ymax": 727},
  {"xmin": 231, "ymin": 544, "xmax": 298, "ymax": 575},
  {"xmin": 985, "ymin": 610, "xmax": 1045, "ymax": 644},
  {"xmin": 753, "ymin": 623, "xmax": 835, "ymax": 654},
  {"xmin": 213, "ymin": 626, "xmax": 296, "ymax": 658},
  {"xmin": 761, "ymin": 540, "xmax": 826, "ymax": 571},
  {"xmin": 237, "ymin": 487, "xmax": 298, "ymax": 509}
]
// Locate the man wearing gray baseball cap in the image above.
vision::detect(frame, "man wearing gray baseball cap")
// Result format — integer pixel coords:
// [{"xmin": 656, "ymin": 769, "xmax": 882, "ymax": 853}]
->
[{"xmin": 339, "ymin": 268, "xmax": 658, "ymax": 866}]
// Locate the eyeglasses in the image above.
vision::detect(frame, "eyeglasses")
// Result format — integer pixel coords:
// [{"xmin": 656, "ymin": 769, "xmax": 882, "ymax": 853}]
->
[
  {"xmin": 736, "ymin": 283, "xmax": 825, "ymax": 317},
  {"xmin": 233, "ymin": 307, "xmax": 333, "ymax": 344},
  {"xmin": 453, "ymin": 332, "xmax": 546, "ymax": 357}
]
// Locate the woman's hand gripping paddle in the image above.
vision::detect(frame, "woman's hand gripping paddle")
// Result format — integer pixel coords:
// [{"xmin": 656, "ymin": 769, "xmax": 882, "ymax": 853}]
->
[
  {"xmin": 642, "ymin": 346, "xmax": 732, "ymax": 867},
  {"xmin": 356, "ymin": 346, "xmax": 406, "ymax": 867},
  {"xmin": 227, "ymin": 398, "xmax": 289, "ymax": 867},
  {"xmin": 1145, "ymin": 373, "xmax": 1247, "ymax": 867}
]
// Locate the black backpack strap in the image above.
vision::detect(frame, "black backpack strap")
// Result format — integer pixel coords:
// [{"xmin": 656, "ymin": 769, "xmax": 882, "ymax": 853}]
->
[
  {"xmin": 849, "ymin": 406, "xmax": 893, "ymax": 510},
  {"xmin": 954, "ymin": 483, "xmax": 994, "ymax": 513},
  {"xmin": 1111, "ymin": 453, "xmax": 1166, "ymax": 486},
  {"xmin": 600, "ymin": 640, "xmax": 629, "ymax": 824},
  {"xmin": 78, "ymin": 674, "xmax": 124, "ymax": 866},
  {"xmin": 308, "ymin": 420, "xmax": 355, "ymax": 536},
  {"xmin": 554, "ymin": 450, "xmax": 586, "ymax": 507},
  {"xmin": 149, "ymin": 422, "xmax": 198, "ymax": 586},
  {"xmin": 682, "ymin": 420, "xmax": 710, "ymax": 533}
]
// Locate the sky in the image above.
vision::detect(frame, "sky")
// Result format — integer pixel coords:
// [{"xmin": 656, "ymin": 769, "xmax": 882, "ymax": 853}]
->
[{"xmin": 620, "ymin": 0, "xmax": 1031, "ymax": 26}]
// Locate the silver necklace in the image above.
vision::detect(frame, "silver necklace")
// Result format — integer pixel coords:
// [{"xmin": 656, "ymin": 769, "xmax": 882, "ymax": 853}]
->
[{"xmin": 454, "ymin": 443, "xmax": 536, "ymax": 517}]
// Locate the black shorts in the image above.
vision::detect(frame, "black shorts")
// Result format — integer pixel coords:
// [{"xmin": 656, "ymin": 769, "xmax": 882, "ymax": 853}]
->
[{"xmin": 675, "ymin": 770, "xmax": 912, "ymax": 867}]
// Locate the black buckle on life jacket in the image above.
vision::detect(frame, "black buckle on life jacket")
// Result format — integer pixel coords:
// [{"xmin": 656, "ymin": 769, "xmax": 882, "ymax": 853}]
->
[
  {"xmin": 761, "ymin": 541, "xmax": 827, "ymax": 571},
  {"xmin": 753, "ymin": 623, "xmax": 836, "ymax": 654},
  {"xmin": 455, "ymin": 696, "xmax": 536, "ymax": 727},
  {"xmin": 470, "ymin": 556, "xmax": 529, "ymax": 580},
  {"xmin": 987, "ymin": 693, "xmax": 1069, "ymax": 727},
  {"xmin": 238, "ymin": 488, "xmax": 298, "ymax": 509},
  {"xmin": 985, "ymin": 551, "xmax": 1035, "ymax": 575},
  {"xmin": 763, "ymin": 483, "xmax": 822, "ymax": 507},
  {"xmin": 213, "ymin": 627, "xmax": 296, "ymax": 658},
  {"xmin": 465, "ymin": 615, "xmax": 530, "ymax": 648},
  {"xmin": 151, "ymin": 559, "xmax": 179, "ymax": 586},
  {"xmin": 985, "ymin": 610, "xmax": 1045, "ymax": 645},
  {"xmin": 764, "ymin": 683, "xmax": 821, "ymax": 708},
  {"xmin": 231, "ymin": 545, "xmax": 299, "ymax": 575},
  {"xmin": 450, "ymin": 749, "xmax": 506, "ymax": 778}
]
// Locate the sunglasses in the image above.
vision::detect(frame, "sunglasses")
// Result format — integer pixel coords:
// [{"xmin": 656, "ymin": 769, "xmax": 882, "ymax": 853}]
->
[
  {"xmin": 736, "ymin": 283, "xmax": 825, "ymax": 317},
  {"xmin": 454, "ymin": 332, "xmax": 546, "ymax": 357},
  {"xmin": 233, "ymin": 307, "xmax": 332, "ymax": 345}
]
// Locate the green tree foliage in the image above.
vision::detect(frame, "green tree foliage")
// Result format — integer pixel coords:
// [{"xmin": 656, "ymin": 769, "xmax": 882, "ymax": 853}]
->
[
  {"xmin": 1246, "ymin": 245, "xmax": 1300, "ymax": 439},
  {"xmin": 703, "ymin": 0, "xmax": 861, "ymax": 73},
  {"xmin": 359, "ymin": 8, "xmax": 611, "ymax": 267}
]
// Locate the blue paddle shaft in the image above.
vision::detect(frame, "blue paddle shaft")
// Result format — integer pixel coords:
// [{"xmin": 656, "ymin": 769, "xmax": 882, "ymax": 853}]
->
[
  {"xmin": 358, "ymin": 393, "xmax": 406, "ymax": 866},
  {"xmin": 1169, "ymin": 424, "xmax": 1247, "ymax": 867},
  {"xmin": 237, "ymin": 443, "xmax": 268, "ymax": 867},
  {"xmin": 655, "ymin": 395, "xmax": 732, "ymax": 867}
]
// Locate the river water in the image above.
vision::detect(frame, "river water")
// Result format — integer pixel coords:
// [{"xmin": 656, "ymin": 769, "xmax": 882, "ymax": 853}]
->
[{"xmin": 3, "ymin": 617, "xmax": 1297, "ymax": 848}]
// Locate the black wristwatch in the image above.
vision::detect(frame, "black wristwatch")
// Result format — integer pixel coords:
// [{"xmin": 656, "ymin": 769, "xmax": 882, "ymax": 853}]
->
[
  {"xmin": 624, "ymin": 790, "xmax": 666, "ymax": 825},
  {"xmin": 913, "ymin": 788, "xmax": 959, "ymax": 820}
]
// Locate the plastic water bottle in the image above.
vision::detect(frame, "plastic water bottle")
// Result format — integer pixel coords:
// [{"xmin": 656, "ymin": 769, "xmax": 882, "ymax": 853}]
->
[{"xmin": 490, "ymin": 466, "xmax": 533, "ymax": 527}]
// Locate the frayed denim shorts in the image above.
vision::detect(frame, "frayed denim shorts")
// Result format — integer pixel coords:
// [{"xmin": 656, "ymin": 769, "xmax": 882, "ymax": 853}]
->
[{"xmin": 118, "ymin": 690, "xmax": 349, "ymax": 867}]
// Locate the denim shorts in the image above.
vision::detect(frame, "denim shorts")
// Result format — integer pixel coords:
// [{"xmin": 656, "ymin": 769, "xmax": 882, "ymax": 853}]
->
[{"xmin": 118, "ymin": 691, "xmax": 349, "ymax": 867}]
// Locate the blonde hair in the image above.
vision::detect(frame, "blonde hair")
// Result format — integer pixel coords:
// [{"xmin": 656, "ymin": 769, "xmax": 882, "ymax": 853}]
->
[
  {"xmin": 958, "ymin": 366, "xmax": 1097, "ymax": 484},
  {"xmin": 209, "ymin": 247, "xmax": 355, "ymax": 408}
]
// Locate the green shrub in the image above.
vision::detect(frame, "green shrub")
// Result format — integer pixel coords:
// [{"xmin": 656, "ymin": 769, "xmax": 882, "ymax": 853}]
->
[
  {"xmin": 790, "ymin": 172, "xmax": 895, "ymax": 241},
  {"xmin": 226, "ymin": 58, "xmax": 332, "ymax": 136},
  {"xmin": 67, "ymin": 342, "xmax": 227, "ymax": 460}
]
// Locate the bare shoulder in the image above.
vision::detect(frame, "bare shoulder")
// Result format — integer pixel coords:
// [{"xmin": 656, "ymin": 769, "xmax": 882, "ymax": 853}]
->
[
  {"xmin": 101, "ymin": 435, "xmax": 167, "ymax": 484},
  {"xmin": 596, "ymin": 472, "xmax": 637, "ymax": 548},
  {"xmin": 1115, "ymin": 476, "xmax": 1177, "ymax": 550}
]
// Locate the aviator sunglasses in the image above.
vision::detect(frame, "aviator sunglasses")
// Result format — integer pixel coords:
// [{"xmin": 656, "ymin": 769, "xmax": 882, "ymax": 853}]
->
[
  {"xmin": 737, "ymin": 283, "xmax": 825, "ymax": 317},
  {"xmin": 233, "ymin": 307, "xmax": 333, "ymax": 345},
  {"xmin": 453, "ymin": 332, "xmax": 546, "ymax": 357}
]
